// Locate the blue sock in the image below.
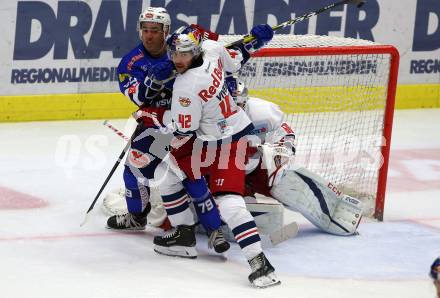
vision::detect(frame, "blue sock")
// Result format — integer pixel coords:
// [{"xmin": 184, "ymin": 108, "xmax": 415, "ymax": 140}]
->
[{"xmin": 183, "ymin": 178, "xmax": 221, "ymax": 232}]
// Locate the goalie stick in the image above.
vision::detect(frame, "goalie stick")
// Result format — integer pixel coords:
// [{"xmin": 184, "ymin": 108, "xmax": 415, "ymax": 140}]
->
[
  {"xmin": 101, "ymin": 121, "xmax": 299, "ymax": 245},
  {"xmin": 225, "ymin": 0, "xmax": 365, "ymax": 49},
  {"xmin": 270, "ymin": 222, "xmax": 299, "ymax": 246}
]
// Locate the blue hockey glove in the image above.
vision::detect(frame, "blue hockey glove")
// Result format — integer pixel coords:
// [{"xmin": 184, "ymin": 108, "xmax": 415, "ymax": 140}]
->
[
  {"xmin": 144, "ymin": 60, "xmax": 175, "ymax": 98},
  {"xmin": 149, "ymin": 60, "xmax": 175, "ymax": 81},
  {"xmin": 244, "ymin": 24, "xmax": 274, "ymax": 53},
  {"xmin": 251, "ymin": 24, "xmax": 273, "ymax": 43}
]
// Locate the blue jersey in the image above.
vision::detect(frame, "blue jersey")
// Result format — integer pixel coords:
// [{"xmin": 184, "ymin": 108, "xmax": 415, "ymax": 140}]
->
[{"xmin": 117, "ymin": 43, "xmax": 174, "ymax": 108}]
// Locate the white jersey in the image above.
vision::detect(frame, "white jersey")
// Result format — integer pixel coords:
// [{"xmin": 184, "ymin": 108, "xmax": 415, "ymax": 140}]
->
[
  {"xmin": 245, "ymin": 97, "xmax": 295, "ymax": 172},
  {"xmin": 170, "ymin": 39, "xmax": 252, "ymax": 141},
  {"xmin": 245, "ymin": 97, "xmax": 295, "ymax": 144}
]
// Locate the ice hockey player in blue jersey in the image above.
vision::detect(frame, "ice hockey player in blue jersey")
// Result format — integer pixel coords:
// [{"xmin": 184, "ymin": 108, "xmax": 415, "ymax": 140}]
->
[
  {"xmin": 106, "ymin": 7, "xmax": 176, "ymax": 230},
  {"xmin": 107, "ymin": 8, "xmax": 231, "ymax": 255}
]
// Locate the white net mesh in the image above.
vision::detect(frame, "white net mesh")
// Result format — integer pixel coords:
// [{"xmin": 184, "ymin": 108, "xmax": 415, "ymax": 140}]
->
[
  {"xmin": 219, "ymin": 34, "xmax": 380, "ymax": 48},
  {"xmin": 220, "ymin": 35, "xmax": 394, "ymax": 217}
]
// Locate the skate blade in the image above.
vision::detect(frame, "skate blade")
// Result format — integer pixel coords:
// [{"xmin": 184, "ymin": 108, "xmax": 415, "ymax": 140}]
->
[
  {"xmin": 251, "ymin": 273, "xmax": 281, "ymax": 289},
  {"xmin": 154, "ymin": 245, "xmax": 197, "ymax": 259},
  {"xmin": 105, "ymin": 225, "xmax": 146, "ymax": 231}
]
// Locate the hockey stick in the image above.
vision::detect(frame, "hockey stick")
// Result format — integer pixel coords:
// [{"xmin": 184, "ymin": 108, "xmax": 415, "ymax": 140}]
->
[
  {"xmin": 80, "ymin": 122, "xmax": 137, "ymax": 227},
  {"xmin": 225, "ymin": 0, "xmax": 365, "ymax": 48},
  {"xmin": 103, "ymin": 120, "xmax": 130, "ymax": 142}
]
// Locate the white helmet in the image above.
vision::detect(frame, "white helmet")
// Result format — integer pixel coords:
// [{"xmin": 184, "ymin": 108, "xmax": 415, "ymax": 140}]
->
[{"xmin": 138, "ymin": 7, "xmax": 171, "ymax": 39}]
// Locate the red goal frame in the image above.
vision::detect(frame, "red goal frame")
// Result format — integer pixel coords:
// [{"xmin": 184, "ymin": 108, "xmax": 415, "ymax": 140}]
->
[{"xmin": 252, "ymin": 45, "xmax": 400, "ymax": 221}]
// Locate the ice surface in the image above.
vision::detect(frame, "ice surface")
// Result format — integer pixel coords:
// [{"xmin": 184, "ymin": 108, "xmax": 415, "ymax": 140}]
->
[{"xmin": 0, "ymin": 109, "xmax": 439, "ymax": 298}]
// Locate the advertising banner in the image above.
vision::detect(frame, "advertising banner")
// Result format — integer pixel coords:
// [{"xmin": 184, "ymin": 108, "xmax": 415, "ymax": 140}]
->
[{"xmin": 0, "ymin": 0, "xmax": 438, "ymax": 118}]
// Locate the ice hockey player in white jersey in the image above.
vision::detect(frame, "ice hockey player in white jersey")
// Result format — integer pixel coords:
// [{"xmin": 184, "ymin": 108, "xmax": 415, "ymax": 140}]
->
[
  {"xmin": 151, "ymin": 25, "xmax": 281, "ymax": 288},
  {"xmin": 104, "ymin": 77, "xmax": 363, "ymax": 238},
  {"xmin": 228, "ymin": 79, "xmax": 364, "ymax": 236}
]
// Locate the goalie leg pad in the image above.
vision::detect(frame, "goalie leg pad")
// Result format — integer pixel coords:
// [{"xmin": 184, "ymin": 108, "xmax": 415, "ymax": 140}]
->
[
  {"xmin": 270, "ymin": 167, "xmax": 363, "ymax": 236},
  {"xmin": 330, "ymin": 194, "xmax": 363, "ymax": 235},
  {"xmin": 243, "ymin": 197, "xmax": 284, "ymax": 236}
]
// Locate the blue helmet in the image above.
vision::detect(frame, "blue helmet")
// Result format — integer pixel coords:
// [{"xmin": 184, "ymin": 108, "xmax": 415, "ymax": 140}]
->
[
  {"xmin": 167, "ymin": 26, "xmax": 203, "ymax": 57},
  {"xmin": 431, "ymin": 257, "xmax": 440, "ymax": 280}
]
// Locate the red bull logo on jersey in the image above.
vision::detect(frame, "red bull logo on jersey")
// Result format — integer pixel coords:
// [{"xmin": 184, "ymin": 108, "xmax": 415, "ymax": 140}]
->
[
  {"xmin": 198, "ymin": 58, "xmax": 223, "ymax": 102},
  {"xmin": 179, "ymin": 97, "xmax": 191, "ymax": 107}
]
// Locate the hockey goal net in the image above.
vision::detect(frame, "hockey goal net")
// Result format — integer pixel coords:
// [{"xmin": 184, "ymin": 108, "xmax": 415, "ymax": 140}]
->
[{"xmin": 219, "ymin": 34, "xmax": 399, "ymax": 221}]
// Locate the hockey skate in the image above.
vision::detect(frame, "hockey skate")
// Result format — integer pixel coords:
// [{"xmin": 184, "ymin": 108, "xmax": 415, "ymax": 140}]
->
[
  {"xmin": 248, "ymin": 252, "xmax": 281, "ymax": 288},
  {"xmin": 106, "ymin": 203, "xmax": 150, "ymax": 230},
  {"xmin": 106, "ymin": 212, "xmax": 147, "ymax": 230},
  {"xmin": 153, "ymin": 225, "xmax": 197, "ymax": 259},
  {"xmin": 208, "ymin": 229, "xmax": 230, "ymax": 253}
]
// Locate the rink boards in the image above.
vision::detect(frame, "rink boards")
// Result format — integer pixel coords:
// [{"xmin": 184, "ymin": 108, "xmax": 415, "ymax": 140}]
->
[{"xmin": 1, "ymin": 83, "xmax": 438, "ymax": 122}]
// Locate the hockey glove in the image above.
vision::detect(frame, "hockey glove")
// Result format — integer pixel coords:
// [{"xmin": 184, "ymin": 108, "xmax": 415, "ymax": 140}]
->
[
  {"xmin": 144, "ymin": 61, "xmax": 175, "ymax": 100},
  {"xmin": 225, "ymin": 74, "xmax": 238, "ymax": 96},
  {"xmin": 244, "ymin": 24, "xmax": 274, "ymax": 53},
  {"xmin": 133, "ymin": 106, "xmax": 167, "ymax": 127},
  {"xmin": 149, "ymin": 60, "xmax": 175, "ymax": 82}
]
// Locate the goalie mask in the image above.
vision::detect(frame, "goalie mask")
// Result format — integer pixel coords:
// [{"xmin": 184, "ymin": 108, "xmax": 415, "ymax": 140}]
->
[{"xmin": 138, "ymin": 7, "xmax": 171, "ymax": 39}]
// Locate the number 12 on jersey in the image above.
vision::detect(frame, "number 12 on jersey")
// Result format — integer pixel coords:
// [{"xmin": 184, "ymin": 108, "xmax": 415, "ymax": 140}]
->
[{"xmin": 219, "ymin": 95, "xmax": 237, "ymax": 118}]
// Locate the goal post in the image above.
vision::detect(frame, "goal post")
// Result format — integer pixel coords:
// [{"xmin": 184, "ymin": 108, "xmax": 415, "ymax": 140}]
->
[{"xmin": 220, "ymin": 35, "xmax": 400, "ymax": 221}]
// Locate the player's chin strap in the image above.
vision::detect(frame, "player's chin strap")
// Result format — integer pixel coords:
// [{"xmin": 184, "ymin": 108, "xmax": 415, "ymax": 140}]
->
[{"xmin": 258, "ymin": 143, "xmax": 294, "ymax": 188}]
